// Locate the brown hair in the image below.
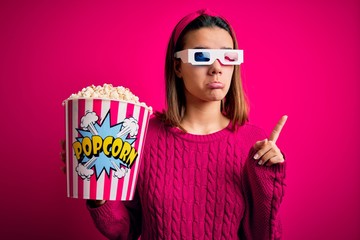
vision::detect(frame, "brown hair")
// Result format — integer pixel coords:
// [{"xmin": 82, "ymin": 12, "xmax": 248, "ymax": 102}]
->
[{"xmin": 156, "ymin": 12, "xmax": 249, "ymax": 130}]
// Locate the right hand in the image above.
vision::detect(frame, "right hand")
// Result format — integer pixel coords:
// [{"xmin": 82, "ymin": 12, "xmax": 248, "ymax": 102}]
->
[{"xmin": 253, "ymin": 115, "xmax": 287, "ymax": 166}]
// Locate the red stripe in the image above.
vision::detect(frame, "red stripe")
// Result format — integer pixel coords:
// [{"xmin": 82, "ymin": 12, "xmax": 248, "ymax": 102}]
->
[{"xmin": 110, "ymin": 100, "xmax": 119, "ymax": 126}]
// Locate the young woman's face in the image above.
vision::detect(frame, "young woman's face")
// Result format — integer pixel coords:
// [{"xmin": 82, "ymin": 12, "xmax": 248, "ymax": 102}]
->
[{"xmin": 177, "ymin": 26, "xmax": 234, "ymax": 104}]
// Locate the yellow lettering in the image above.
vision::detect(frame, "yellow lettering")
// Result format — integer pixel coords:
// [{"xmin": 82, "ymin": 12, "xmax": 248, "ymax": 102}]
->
[
  {"xmin": 103, "ymin": 136, "xmax": 113, "ymax": 157},
  {"xmin": 82, "ymin": 137, "xmax": 92, "ymax": 157},
  {"xmin": 112, "ymin": 138, "xmax": 123, "ymax": 158},
  {"xmin": 72, "ymin": 142, "xmax": 82, "ymax": 160},
  {"xmin": 92, "ymin": 135, "xmax": 102, "ymax": 156},
  {"xmin": 119, "ymin": 141, "xmax": 131, "ymax": 162},
  {"xmin": 72, "ymin": 135, "xmax": 139, "ymax": 167},
  {"xmin": 126, "ymin": 147, "xmax": 138, "ymax": 167}
]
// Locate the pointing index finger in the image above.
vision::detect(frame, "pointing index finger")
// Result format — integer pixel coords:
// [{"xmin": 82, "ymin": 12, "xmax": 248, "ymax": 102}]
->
[{"xmin": 269, "ymin": 115, "xmax": 288, "ymax": 143}]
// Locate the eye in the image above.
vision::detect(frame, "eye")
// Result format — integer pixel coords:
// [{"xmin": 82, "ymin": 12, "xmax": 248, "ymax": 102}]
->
[
  {"xmin": 224, "ymin": 52, "xmax": 238, "ymax": 62},
  {"xmin": 194, "ymin": 52, "xmax": 210, "ymax": 62}
]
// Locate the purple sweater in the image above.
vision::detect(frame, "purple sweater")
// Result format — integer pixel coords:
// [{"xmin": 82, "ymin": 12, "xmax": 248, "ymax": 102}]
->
[{"xmin": 87, "ymin": 117, "xmax": 286, "ymax": 239}]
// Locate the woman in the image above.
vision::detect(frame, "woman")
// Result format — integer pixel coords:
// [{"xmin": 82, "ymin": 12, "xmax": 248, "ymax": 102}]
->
[{"xmin": 87, "ymin": 9, "xmax": 287, "ymax": 240}]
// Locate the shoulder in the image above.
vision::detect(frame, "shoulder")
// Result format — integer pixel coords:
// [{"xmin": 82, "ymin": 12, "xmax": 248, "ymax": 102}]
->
[
  {"xmin": 142, "ymin": 116, "xmax": 172, "ymax": 155},
  {"xmin": 144, "ymin": 115, "xmax": 166, "ymax": 141},
  {"xmin": 233, "ymin": 122, "xmax": 267, "ymax": 144},
  {"xmin": 147, "ymin": 115, "xmax": 165, "ymax": 131}
]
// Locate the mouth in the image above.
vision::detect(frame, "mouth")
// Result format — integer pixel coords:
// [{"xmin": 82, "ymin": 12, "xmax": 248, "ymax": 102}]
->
[{"xmin": 207, "ymin": 81, "xmax": 225, "ymax": 89}]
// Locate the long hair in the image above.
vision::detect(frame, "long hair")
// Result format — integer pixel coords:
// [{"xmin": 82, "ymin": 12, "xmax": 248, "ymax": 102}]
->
[{"xmin": 156, "ymin": 11, "xmax": 249, "ymax": 130}]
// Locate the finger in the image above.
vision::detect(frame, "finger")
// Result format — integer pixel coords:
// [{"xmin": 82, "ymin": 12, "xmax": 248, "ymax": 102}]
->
[
  {"xmin": 269, "ymin": 115, "xmax": 288, "ymax": 143},
  {"xmin": 253, "ymin": 140, "xmax": 272, "ymax": 160},
  {"xmin": 265, "ymin": 155, "xmax": 284, "ymax": 167},
  {"xmin": 60, "ymin": 139, "xmax": 65, "ymax": 149},
  {"xmin": 258, "ymin": 150, "xmax": 277, "ymax": 165},
  {"xmin": 60, "ymin": 151, "xmax": 66, "ymax": 162},
  {"xmin": 60, "ymin": 166, "xmax": 66, "ymax": 174}
]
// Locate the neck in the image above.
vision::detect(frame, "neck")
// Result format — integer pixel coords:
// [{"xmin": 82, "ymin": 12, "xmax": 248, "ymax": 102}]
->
[{"xmin": 180, "ymin": 100, "xmax": 229, "ymax": 135}]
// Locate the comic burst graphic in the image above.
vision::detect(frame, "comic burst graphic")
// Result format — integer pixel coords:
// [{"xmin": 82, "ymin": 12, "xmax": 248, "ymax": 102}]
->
[{"xmin": 73, "ymin": 110, "xmax": 139, "ymax": 180}]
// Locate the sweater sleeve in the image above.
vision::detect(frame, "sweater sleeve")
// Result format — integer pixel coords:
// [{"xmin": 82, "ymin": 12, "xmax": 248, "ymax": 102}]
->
[
  {"xmin": 239, "ymin": 147, "xmax": 286, "ymax": 240},
  {"xmin": 86, "ymin": 191, "xmax": 142, "ymax": 240}
]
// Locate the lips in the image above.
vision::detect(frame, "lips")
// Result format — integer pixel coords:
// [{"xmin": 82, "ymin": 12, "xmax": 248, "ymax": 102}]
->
[{"xmin": 207, "ymin": 82, "xmax": 225, "ymax": 89}]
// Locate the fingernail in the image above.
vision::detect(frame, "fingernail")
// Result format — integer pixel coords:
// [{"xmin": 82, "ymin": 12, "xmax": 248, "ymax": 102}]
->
[
  {"xmin": 258, "ymin": 160, "xmax": 262, "ymax": 165},
  {"xmin": 254, "ymin": 154, "xmax": 259, "ymax": 160}
]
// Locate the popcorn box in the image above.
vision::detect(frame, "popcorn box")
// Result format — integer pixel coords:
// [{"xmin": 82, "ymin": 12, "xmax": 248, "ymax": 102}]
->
[{"xmin": 64, "ymin": 98, "xmax": 152, "ymax": 200}]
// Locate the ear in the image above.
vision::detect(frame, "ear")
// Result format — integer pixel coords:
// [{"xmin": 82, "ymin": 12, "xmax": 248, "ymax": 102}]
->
[{"xmin": 174, "ymin": 59, "xmax": 182, "ymax": 78}]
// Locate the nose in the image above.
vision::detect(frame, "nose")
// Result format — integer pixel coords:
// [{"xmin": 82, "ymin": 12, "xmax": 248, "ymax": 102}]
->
[{"xmin": 208, "ymin": 59, "xmax": 222, "ymax": 76}]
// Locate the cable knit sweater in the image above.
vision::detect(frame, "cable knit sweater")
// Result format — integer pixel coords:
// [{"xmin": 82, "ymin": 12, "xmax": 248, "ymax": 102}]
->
[{"xmin": 87, "ymin": 117, "xmax": 286, "ymax": 240}]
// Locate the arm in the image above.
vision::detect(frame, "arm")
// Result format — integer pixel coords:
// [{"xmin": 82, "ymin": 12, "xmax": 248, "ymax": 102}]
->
[
  {"xmin": 239, "ymin": 149, "xmax": 286, "ymax": 240},
  {"xmin": 87, "ymin": 192, "xmax": 142, "ymax": 240},
  {"xmin": 239, "ymin": 116, "xmax": 288, "ymax": 239}
]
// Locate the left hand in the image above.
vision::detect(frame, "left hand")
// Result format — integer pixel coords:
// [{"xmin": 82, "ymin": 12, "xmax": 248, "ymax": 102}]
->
[
  {"xmin": 253, "ymin": 115, "xmax": 288, "ymax": 167},
  {"xmin": 60, "ymin": 139, "xmax": 66, "ymax": 173}
]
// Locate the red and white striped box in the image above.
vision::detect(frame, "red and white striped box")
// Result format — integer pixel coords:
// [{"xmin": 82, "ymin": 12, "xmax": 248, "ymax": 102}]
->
[{"xmin": 64, "ymin": 98, "xmax": 152, "ymax": 200}]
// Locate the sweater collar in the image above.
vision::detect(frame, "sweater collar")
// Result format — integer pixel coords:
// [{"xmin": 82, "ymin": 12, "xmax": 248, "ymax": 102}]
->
[{"xmin": 168, "ymin": 121, "xmax": 234, "ymax": 143}]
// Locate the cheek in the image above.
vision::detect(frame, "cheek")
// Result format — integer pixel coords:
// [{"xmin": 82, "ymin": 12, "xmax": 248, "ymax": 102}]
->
[
  {"xmin": 182, "ymin": 66, "xmax": 206, "ymax": 80},
  {"xmin": 223, "ymin": 68, "xmax": 234, "ymax": 82}
]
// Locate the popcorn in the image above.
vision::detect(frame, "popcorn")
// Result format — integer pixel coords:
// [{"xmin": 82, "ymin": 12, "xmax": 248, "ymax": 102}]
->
[{"xmin": 65, "ymin": 84, "xmax": 152, "ymax": 111}]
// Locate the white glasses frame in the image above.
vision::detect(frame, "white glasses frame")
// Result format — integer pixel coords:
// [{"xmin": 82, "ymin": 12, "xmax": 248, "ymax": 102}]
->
[{"xmin": 174, "ymin": 49, "xmax": 244, "ymax": 65}]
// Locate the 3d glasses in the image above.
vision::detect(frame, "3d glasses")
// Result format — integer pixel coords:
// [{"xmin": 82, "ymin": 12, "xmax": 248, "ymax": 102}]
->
[{"xmin": 174, "ymin": 49, "xmax": 244, "ymax": 65}]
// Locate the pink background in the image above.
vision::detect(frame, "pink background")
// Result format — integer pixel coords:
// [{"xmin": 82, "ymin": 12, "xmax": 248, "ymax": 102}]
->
[{"xmin": 1, "ymin": 0, "xmax": 359, "ymax": 239}]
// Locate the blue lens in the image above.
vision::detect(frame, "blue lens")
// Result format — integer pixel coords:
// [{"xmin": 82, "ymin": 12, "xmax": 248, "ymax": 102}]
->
[{"xmin": 194, "ymin": 52, "xmax": 210, "ymax": 62}]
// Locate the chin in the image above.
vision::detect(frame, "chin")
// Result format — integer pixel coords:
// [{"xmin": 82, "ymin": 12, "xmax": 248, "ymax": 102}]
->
[{"xmin": 207, "ymin": 95, "xmax": 225, "ymax": 102}]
